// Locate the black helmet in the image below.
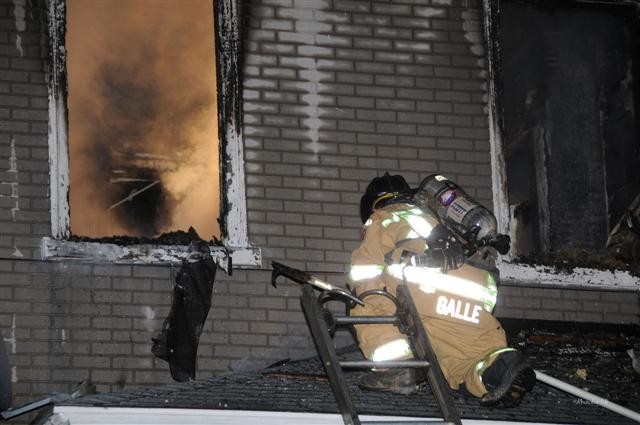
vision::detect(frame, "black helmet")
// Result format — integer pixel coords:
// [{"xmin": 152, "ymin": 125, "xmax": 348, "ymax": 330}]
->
[{"xmin": 359, "ymin": 173, "xmax": 412, "ymax": 223}]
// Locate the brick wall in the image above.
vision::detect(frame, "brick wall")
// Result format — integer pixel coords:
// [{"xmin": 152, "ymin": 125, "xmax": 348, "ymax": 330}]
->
[
  {"xmin": 0, "ymin": 0, "xmax": 637, "ymax": 416},
  {"xmin": 241, "ymin": 0, "xmax": 493, "ymax": 270},
  {"xmin": 495, "ymin": 284, "xmax": 639, "ymax": 324}
]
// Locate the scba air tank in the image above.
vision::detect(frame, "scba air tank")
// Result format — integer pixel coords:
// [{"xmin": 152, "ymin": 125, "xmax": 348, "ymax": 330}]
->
[{"xmin": 414, "ymin": 174, "xmax": 499, "ymax": 245}]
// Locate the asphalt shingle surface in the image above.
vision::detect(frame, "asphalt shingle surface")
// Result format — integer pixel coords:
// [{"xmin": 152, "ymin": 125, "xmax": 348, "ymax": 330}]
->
[{"xmin": 64, "ymin": 320, "xmax": 640, "ymax": 424}]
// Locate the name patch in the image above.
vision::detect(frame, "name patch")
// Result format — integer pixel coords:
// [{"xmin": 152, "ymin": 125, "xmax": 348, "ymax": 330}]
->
[{"xmin": 435, "ymin": 295, "xmax": 482, "ymax": 324}]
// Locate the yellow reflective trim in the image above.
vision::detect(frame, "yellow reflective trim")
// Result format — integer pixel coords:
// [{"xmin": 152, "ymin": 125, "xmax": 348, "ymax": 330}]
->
[
  {"xmin": 386, "ymin": 265, "xmax": 497, "ymax": 311},
  {"xmin": 371, "ymin": 338, "xmax": 412, "ymax": 362},
  {"xmin": 405, "ymin": 213, "xmax": 433, "ymax": 238},
  {"xmin": 381, "ymin": 208, "xmax": 434, "ymax": 238},
  {"xmin": 349, "ymin": 264, "xmax": 384, "ymax": 281},
  {"xmin": 474, "ymin": 347, "xmax": 517, "ymax": 376}
]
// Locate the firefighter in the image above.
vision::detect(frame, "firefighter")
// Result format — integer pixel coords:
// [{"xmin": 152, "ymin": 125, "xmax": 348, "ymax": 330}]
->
[{"xmin": 349, "ymin": 173, "xmax": 536, "ymax": 407}]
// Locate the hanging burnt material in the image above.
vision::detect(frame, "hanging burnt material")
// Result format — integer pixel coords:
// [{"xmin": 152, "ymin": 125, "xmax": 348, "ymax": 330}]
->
[{"xmin": 152, "ymin": 241, "xmax": 217, "ymax": 382}]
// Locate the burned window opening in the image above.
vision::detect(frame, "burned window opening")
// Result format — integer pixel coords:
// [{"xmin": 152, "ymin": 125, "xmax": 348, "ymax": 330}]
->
[
  {"xmin": 66, "ymin": 0, "xmax": 220, "ymax": 241},
  {"xmin": 486, "ymin": 0, "xmax": 640, "ymax": 278},
  {"xmin": 44, "ymin": 0, "xmax": 259, "ymax": 266}
]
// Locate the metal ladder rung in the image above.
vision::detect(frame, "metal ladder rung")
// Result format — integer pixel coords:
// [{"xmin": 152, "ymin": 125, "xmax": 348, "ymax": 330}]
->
[
  {"xmin": 340, "ymin": 360, "xmax": 431, "ymax": 369},
  {"xmin": 361, "ymin": 421, "xmax": 457, "ymax": 425},
  {"xmin": 335, "ymin": 316, "xmax": 400, "ymax": 325}
]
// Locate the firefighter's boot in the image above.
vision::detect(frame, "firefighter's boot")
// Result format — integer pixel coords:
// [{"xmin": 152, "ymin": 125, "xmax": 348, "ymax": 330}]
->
[
  {"xmin": 480, "ymin": 351, "xmax": 536, "ymax": 408},
  {"xmin": 358, "ymin": 368, "xmax": 422, "ymax": 395}
]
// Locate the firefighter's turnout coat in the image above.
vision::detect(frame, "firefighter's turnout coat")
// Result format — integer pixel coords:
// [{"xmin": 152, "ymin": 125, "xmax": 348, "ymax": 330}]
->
[{"xmin": 349, "ymin": 203, "xmax": 510, "ymax": 397}]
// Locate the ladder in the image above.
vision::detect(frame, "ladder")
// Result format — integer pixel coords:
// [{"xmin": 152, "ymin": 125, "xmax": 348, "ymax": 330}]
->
[{"xmin": 271, "ymin": 262, "xmax": 463, "ymax": 425}]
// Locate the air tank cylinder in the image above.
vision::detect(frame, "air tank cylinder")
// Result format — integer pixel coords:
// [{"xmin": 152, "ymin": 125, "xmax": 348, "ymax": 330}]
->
[{"xmin": 414, "ymin": 174, "xmax": 500, "ymax": 246}]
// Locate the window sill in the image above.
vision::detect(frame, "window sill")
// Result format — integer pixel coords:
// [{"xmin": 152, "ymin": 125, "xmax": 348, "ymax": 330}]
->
[
  {"xmin": 498, "ymin": 260, "xmax": 639, "ymax": 290},
  {"xmin": 41, "ymin": 237, "xmax": 261, "ymax": 272}
]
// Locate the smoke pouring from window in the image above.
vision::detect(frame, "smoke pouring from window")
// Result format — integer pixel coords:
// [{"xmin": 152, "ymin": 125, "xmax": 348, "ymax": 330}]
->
[{"xmin": 67, "ymin": 0, "xmax": 220, "ymax": 240}]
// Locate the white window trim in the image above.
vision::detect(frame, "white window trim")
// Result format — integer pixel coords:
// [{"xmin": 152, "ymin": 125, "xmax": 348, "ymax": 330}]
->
[
  {"xmin": 42, "ymin": 0, "xmax": 260, "ymax": 269},
  {"xmin": 482, "ymin": 0, "xmax": 638, "ymax": 291}
]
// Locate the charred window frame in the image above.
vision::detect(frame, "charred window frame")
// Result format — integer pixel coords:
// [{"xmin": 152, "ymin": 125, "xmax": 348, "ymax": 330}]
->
[
  {"xmin": 483, "ymin": 0, "xmax": 640, "ymax": 289},
  {"xmin": 42, "ymin": 0, "xmax": 260, "ymax": 268}
]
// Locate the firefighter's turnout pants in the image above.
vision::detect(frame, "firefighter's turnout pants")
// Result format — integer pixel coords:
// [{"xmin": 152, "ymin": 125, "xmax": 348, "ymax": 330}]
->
[{"xmin": 349, "ymin": 203, "xmax": 509, "ymax": 397}]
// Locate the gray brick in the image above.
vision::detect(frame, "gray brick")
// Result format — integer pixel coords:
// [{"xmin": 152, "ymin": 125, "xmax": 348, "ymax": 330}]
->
[
  {"xmin": 455, "ymin": 127, "xmax": 489, "ymax": 139},
  {"xmin": 415, "ymin": 6, "xmax": 447, "ymax": 18},
  {"xmin": 335, "ymin": 24, "xmax": 372, "ymax": 37},
  {"xmin": 285, "ymin": 224, "xmax": 323, "ymax": 238},
  {"xmin": 415, "ymin": 54, "xmax": 451, "ymax": 66},
  {"xmin": 298, "ymin": 45, "xmax": 334, "ymax": 57},
  {"xmin": 353, "ymin": 14, "xmax": 391, "ymax": 26},
  {"xmin": 251, "ymin": 321, "xmax": 287, "ymax": 334},
  {"xmin": 0, "ymin": 224, "xmax": 30, "ymax": 234},
  {"xmin": 375, "ymin": 27, "xmax": 411, "ymax": 40},
  {"xmin": 563, "ymin": 311, "xmax": 604, "ymax": 323},
  {"xmin": 602, "ymin": 313, "xmax": 639, "ymax": 324},
  {"xmin": 315, "ymin": 33, "xmax": 352, "ymax": 47},
  {"xmin": 374, "ymin": 51, "xmax": 412, "ymax": 63},
  {"xmin": 620, "ymin": 302, "xmax": 640, "ymax": 314},
  {"xmin": 392, "ymin": 17, "xmax": 431, "ymax": 29},
  {"xmin": 213, "ymin": 320, "xmax": 249, "ymax": 333},
  {"xmin": 377, "ymin": 122, "xmax": 416, "ymax": 135},
  {"xmin": 0, "ymin": 119, "xmax": 28, "ymax": 132},
  {"xmin": 354, "ymin": 37, "xmax": 391, "ymax": 50},
  {"xmin": 581, "ymin": 300, "xmax": 620, "ymax": 313},
  {"xmin": 93, "ymin": 290, "xmax": 132, "ymax": 304},
  {"xmin": 338, "ymin": 119, "xmax": 375, "ymax": 132},
  {"xmin": 0, "ymin": 70, "xmax": 28, "ymax": 82},
  {"xmin": 377, "ymin": 98, "xmax": 416, "ymax": 110},
  {"xmin": 0, "ymin": 94, "xmax": 28, "ymax": 107},
  {"xmin": 261, "ymin": 19, "xmax": 293, "ymax": 31},
  {"xmin": 375, "ymin": 74, "xmax": 415, "ymax": 87},
  {"xmin": 12, "ymin": 108, "xmax": 47, "ymax": 121},
  {"xmin": 316, "ymin": 58, "xmax": 352, "ymax": 71},
  {"xmin": 334, "ymin": 0, "xmax": 370, "ymax": 13},
  {"xmin": 372, "ymin": 3, "xmax": 411, "ymax": 15},
  {"xmin": 295, "ymin": 20, "xmax": 331, "ymax": 33},
  {"xmin": 92, "ymin": 317, "xmax": 133, "ymax": 329},
  {"xmin": 261, "ymin": 43, "xmax": 295, "ymax": 55},
  {"xmin": 600, "ymin": 291, "xmax": 637, "ymax": 303}
]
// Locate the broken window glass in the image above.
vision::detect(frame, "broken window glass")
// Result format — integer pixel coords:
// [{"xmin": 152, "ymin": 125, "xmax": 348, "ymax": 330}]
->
[{"xmin": 66, "ymin": 0, "xmax": 220, "ymax": 241}]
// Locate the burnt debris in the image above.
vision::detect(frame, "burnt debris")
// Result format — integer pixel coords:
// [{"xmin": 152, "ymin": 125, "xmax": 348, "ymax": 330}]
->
[{"xmin": 69, "ymin": 226, "xmax": 215, "ymax": 246}]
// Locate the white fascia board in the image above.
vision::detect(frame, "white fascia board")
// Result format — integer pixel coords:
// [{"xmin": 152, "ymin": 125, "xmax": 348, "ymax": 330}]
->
[
  {"xmin": 50, "ymin": 406, "xmax": 572, "ymax": 425},
  {"xmin": 499, "ymin": 260, "xmax": 639, "ymax": 291}
]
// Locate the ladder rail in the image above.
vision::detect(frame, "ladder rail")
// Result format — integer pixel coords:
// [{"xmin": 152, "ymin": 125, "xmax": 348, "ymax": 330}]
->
[
  {"xmin": 301, "ymin": 283, "xmax": 362, "ymax": 425},
  {"xmin": 396, "ymin": 285, "xmax": 462, "ymax": 425}
]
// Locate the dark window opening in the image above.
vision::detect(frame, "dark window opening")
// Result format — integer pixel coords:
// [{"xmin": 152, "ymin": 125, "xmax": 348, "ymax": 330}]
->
[{"xmin": 496, "ymin": 0, "xmax": 640, "ymax": 272}]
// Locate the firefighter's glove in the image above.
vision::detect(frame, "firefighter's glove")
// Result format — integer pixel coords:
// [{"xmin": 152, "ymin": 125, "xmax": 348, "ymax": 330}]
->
[{"xmin": 424, "ymin": 224, "xmax": 465, "ymax": 273}]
